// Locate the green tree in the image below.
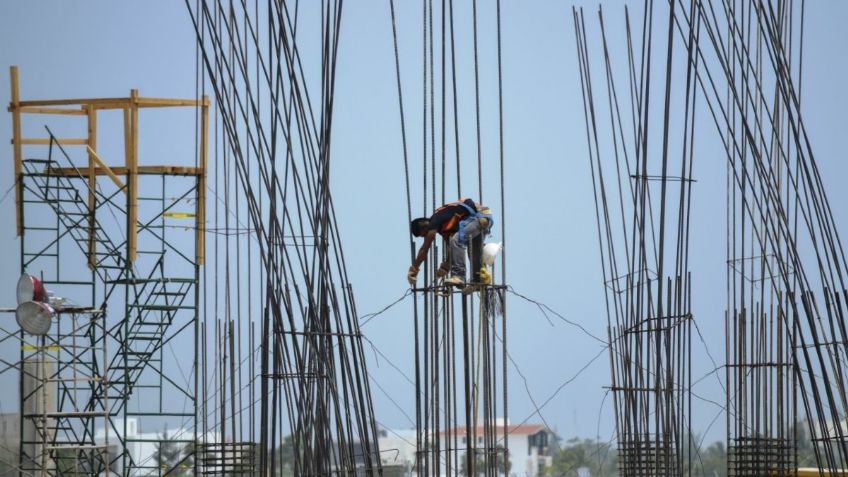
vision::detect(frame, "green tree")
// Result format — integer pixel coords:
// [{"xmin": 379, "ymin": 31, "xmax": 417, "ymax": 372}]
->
[
  {"xmin": 545, "ymin": 438, "xmax": 617, "ymax": 477},
  {"xmin": 176, "ymin": 441, "xmax": 195, "ymax": 475},
  {"xmin": 795, "ymin": 423, "xmax": 820, "ymax": 468},
  {"xmin": 688, "ymin": 440, "xmax": 726, "ymax": 477},
  {"xmin": 274, "ymin": 435, "xmax": 297, "ymax": 477},
  {"xmin": 154, "ymin": 430, "xmax": 187, "ymax": 476},
  {"xmin": 54, "ymin": 447, "xmax": 85, "ymax": 476},
  {"xmin": 459, "ymin": 445, "xmax": 511, "ymax": 476},
  {"xmin": 679, "ymin": 432, "xmax": 726, "ymax": 477}
]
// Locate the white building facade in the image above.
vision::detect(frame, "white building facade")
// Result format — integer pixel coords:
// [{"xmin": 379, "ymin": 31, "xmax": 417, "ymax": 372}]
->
[
  {"xmin": 95, "ymin": 418, "xmax": 219, "ymax": 475},
  {"xmin": 378, "ymin": 422, "xmax": 558, "ymax": 477}
]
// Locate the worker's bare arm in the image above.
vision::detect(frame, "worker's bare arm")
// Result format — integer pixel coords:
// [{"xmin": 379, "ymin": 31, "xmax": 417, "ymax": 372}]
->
[{"xmin": 412, "ymin": 230, "xmax": 437, "ymax": 270}]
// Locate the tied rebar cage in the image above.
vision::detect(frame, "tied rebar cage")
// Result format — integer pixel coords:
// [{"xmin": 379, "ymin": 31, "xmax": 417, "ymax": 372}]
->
[
  {"xmin": 673, "ymin": 0, "xmax": 848, "ymax": 467},
  {"xmin": 409, "ymin": 285, "xmax": 509, "ymax": 477},
  {"xmin": 197, "ymin": 441, "xmax": 256, "ymax": 475},
  {"xmin": 726, "ymin": 303, "xmax": 797, "ymax": 477},
  {"xmin": 618, "ymin": 434, "xmax": 679, "ymax": 477},
  {"xmin": 728, "ymin": 437, "xmax": 796, "ymax": 477},
  {"xmin": 576, "ymin": 0, "xmax": 848, "ymax": 474},
  {"xmin": 573, "ymin": 4, "xmax": 698, "ymax": 474},
  {"xmin": 386, "ymin": 0, "xmax": 511, "ymax": 474},
  {"xmin": 185, "ymin": 1, "xmax": 384, "ymax": 475},
  {"xmin": 606, "ymin": 278, "xmax": 693, "ymax": 477},
  {"xmin": 723, "ymin": 1, "xmax": 803, "ymax": 475}
]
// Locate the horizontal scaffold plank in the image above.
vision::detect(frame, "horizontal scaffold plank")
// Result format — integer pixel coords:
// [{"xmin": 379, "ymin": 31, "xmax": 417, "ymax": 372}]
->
[
  {"xmin": 13, "ymin": 138, "xmax": 87, "ymax": 145},
  {"xmin": 43, "ymin": 165, "xmax": 203, "ymax": 177},
  {"xmin": 6, "ymin": 106, "xmax": 88, "ymax": 115},
  {"xmin": 9, "ymin": 95, "xmax": 208, "ymax": 110}
]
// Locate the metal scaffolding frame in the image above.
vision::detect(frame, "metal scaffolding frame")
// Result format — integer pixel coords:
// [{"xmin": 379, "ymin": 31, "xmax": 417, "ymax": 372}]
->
[{"xmin": 5, "ymin": 65, "xmax": 208, "ymax": 476}]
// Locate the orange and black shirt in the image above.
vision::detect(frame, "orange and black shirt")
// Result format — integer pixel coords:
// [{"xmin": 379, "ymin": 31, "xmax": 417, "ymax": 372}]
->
[{"xmin": 428, "ymin": 199, "xmax": 477, "ymax": 237}]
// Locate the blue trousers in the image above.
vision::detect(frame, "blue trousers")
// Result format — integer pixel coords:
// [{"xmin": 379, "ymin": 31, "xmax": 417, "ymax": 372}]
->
[{"xmin": 449, "ymin": 218, "xmax": 486, "ymax": 280}]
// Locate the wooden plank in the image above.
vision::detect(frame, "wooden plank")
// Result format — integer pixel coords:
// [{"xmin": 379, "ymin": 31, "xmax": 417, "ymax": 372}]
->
[
  {"xmin": 43, "ymin": 166, "xmax": 203, "ymax": 177},
  {"xmin": 162, "ymin": 166, "xmax": 203, "ymax": 175},
  {"xmin": 14, "ymin": 138, "xmax": 88, "ymax": 146},
  {"xmin": 134, "ymin": 97, "xmax": 209, "ymax": 107},
  {"xmin": 796, "ymin": 470, "xmax": 848, "ymax": 477},
  {"xmin": 16, "ymin": 96, "xmax": 206, "ymax": 109},
  {"xmin": 137, "ymin": 165, "xmax": 202, "ymax": 175},
  {"xmin": 87, "ymin": 107, "xmax": 97, "ymax": 269},
  {"xmin": 88, "ymin": 103, "xmax": 133, "ymax": 111},
  {"xmin": 123, "ymin": 101, "xmax": 132, "ymax": 265},
  {"xmin": 197, "ymin": 99, "xmax": 208, "ymax": 265},
  {"xmin": 86, "ymin": 146, "xmax": 126, "ymax": 191},
  {"xmin": 8, "ymin": 106, "xmax": 88, "ymax": 116},
  {"xmin": 128, "ymin": 89, "xmax": 139, "ymax": 263},
  {"xmin": 10, "ymin": 66, "xmax": 22, "ymax": 235},
  {"xmin": 17, "ymin": 97, "xmax": 131, "ymax": 107}
]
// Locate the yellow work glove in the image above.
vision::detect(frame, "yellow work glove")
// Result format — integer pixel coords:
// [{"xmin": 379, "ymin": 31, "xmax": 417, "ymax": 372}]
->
[
  {"xmin": 479, "ymin": 267, "xmax": 492, "ymax": 285},
  {"xmin": 436, "ymin": 260, "xmax": 450, "ymax": 278},
  {"xmin": 407, "ymin": 265, "xmax": 419, "ymax": 286}
]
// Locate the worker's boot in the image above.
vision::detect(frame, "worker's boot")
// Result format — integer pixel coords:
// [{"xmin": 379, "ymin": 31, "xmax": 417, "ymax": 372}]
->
[
  {"xmin": 461, "ymin": 267, "xmax": 491, "ymax": 295},
  {"xmin": 435, "ymin": 260, "xmax": 450, "ymax": 279},
  {"xmin": 462, "ymin": 283, "xmax": 483, "ymax": 295},
  {"xmin": 479, "ymin": 267, "xmax": 492, "ymax": 285},
  {"xmin": 444, "ymin": 275, "xmax": 465, "ymax": 287}
]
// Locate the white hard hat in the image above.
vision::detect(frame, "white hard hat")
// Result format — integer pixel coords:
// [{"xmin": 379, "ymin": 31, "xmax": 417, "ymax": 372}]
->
[{"xmin": 482, "ymin": 242, "xmax": 503, "ymax": 266}]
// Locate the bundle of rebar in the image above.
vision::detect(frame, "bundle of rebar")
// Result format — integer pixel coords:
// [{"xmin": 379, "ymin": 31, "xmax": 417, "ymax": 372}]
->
[
  {"xmin": 669, "ymin": 0, "xmax": 848, "ymax": 471},
  {"xmin": 721, "ymin": 2, "xmax": 803, "ymax": 473},
  {"xmin": 186, "ymin": 1, "xmax": 383, "ymax": 474},
  {"xmin": 574, "ymin": 4, "xmax": 698, "ymax": 475},
  {"xmin": 388, "ymin": 1, "xmax": 510, "ymax": 475},
  {"xmin": 576, "ymin": 0, "xmax": 848, "ymax": 474}
]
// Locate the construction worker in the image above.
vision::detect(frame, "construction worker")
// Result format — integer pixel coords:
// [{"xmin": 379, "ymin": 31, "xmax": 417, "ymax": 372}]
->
[{"xmin": 408, "ymin": 198, "xmax": 493, "ymax": 287}]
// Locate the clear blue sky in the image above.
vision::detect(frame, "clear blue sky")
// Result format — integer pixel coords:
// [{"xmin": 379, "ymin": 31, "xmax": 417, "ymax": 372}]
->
[{"xmin": 1, "ymin": 1, "xmax": 847, "ymax": 446}]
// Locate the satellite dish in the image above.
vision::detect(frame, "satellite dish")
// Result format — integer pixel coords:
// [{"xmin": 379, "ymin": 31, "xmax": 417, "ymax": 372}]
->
[
  {"xmin": 17, "ymin": 273, "xmax": 46, "ymax": 305},
  {"xmin": 16, "ymin": 301, "xmax": 54, "ymax": 336},
  {"xmin": 482, "ymin": 242, "xmax": 503, "ymax": 266}
]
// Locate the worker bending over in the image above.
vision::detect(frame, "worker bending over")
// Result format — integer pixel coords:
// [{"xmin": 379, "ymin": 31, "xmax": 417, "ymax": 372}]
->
[{"xmin": 408, "ymin": 198, "xmax": 493, "ymax": 287}]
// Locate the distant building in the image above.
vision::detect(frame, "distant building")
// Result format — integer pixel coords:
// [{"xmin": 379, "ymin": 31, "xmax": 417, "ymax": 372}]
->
[
  {"xmin": 441, "ymin": 422, "xmax": 558, "ymax": 477},
  {"xmin": 376, "ymin": 421, "xmax": 558, "ymax": 477},
  {"xmin": 94, "ymin": 418, "xmax": 219, "ymax": 475},
  {"xmin": 377, "ymin": 428, "xmax": 416, "ymax": 473},
  {"xmin": 0, "ymin": 413, "xmax": 20, "ymax": 474}
]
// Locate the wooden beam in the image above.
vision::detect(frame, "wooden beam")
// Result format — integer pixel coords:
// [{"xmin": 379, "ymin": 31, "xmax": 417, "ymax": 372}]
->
[
  {"xmin": 123, "ymin": 100, "xmax": 132, "ymax": 266},
  {"xmin": 43, "ymin": 165, "xmax": 203, "ymax": 177},
  {"xmin": 796, "ymin": 470, "xmax": 848, "ymax": 477},
  {"xmin": 86, "ymin": 107, "xmax": 97, "ymax": 269},
  {"xmin": 10, "ymin": 66, "xmax": 22, "ymax": 235},
  {"xmin": 7, "ymin": 106, "xmax": 88, "ymax": 116},
  {"xmin": 88, "ymin": 103, "xmax": 132, "ymax": 111},
  {"xmin": 14, "ymin": 138, "xmax": 88, "ymax": 146},
  {"xmin": 15, "ymin": 96, "xmax": 207, "ymax": 109},
  {"xmin": 128, "ymin": 89, "xmax": 139, "ymax": 263},
  {"xmin": 85, "ymin": 146, "xmax": 126, "ymax": 191},
  {"xmin": 134, "ymin": 97, "xmax": 209, "ymax": 108},
  {"xmin": 18, "ymin": 97, "xmax": 131, "ymax": 108},
  {"xmin": 138, "ymin": 165, "xmax": 203, "ymax": 175},
  {"xmin": 196, "ymin": 98, "xmax": 208, "ymax": 265}
]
